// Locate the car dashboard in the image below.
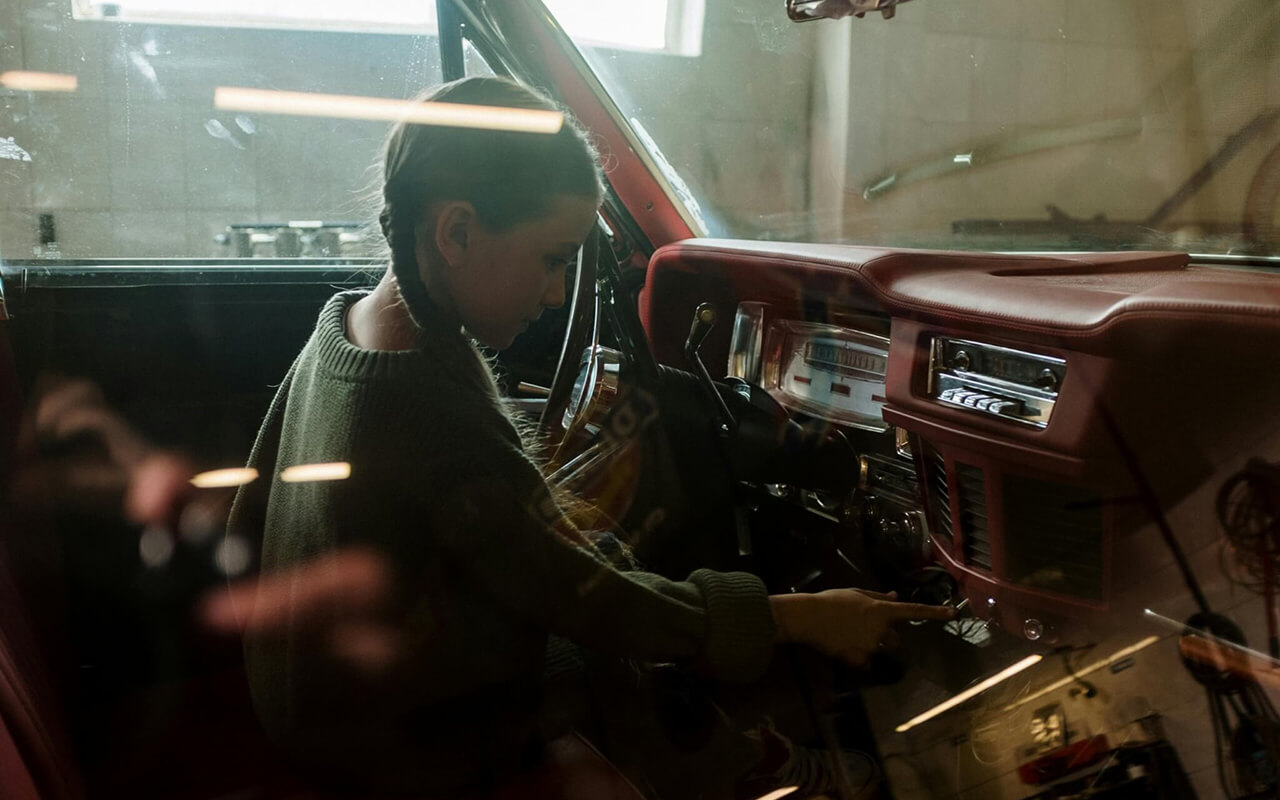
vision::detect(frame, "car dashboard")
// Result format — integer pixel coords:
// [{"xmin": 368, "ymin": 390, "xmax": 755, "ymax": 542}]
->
[{"xmin": 638, "ymin": 240, "xmax": 1280, "ymax": 645}]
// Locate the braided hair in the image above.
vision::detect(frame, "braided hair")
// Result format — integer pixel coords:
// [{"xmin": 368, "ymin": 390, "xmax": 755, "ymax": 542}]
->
[{"xmin": 377, "ymin": 77, "xmax": 604, "ymax": 330}]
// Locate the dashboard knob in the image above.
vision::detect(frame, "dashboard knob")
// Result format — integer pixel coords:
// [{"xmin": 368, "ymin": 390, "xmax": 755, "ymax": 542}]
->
[
  {"xmin": 879, "ymin": 517, "xmax": 902, "ymax": 540},
  {"xmin": 1037, "ymin": 368, "xmax": 1059, "ymax": 391},
  {"xmin": 899, "ymin": 511, "xmax": 927, "ymax": 553},
  {"xmin": 1023, "ymin": 618, "xmax": 1044, "ymax": 641},
  {"xmin": 953, "ymin": 350, "xmax": 971, "ymax": 371}
]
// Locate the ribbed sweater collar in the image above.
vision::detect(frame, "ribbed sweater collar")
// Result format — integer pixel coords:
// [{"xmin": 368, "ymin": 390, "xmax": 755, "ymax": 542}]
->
[{"xmin": 312, "ymin": 291, "xmax": 488, "ymax": 388}]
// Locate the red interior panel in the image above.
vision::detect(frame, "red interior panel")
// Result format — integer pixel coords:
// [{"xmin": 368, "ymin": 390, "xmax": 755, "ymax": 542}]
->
[{"xmin": 641, "ymin": 239, "xmax": 1280, "ymax": 634}]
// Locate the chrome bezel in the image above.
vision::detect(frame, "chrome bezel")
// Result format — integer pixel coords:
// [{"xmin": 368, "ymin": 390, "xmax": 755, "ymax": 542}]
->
[
  {"xmin": 927, "ymin": 337, "xmax": 1065, "ymax": 429},
  {"xmin": 562, "ymin": 345, "xmax": 622, "ymax": 436},
  {"xmin": 726, "ymin": 301, "xmax": 767, "ymax": 384},
  {"xmin": 763, "ymin": 320, "xmax": 891, "ymax": 432}
]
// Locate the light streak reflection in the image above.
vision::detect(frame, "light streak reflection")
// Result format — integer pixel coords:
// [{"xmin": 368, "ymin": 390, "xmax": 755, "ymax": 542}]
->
[
  {"xmin": 213, "ymin": 87, "xmax": 564, "ymax": 134},
  {"xmin": 280, "ymin": 462, "xmax": 351, "ymax": 483},
  {"xmin": 190, "ymin": 467, "xmax": 259, "ymax": 488},
  {"xmin": 0, "ymin": 71, "xmax": 79, "ymax": 92},
  {"xmin": 895, "ymin": 654, "xmax": 1043, "ymax": 733}
]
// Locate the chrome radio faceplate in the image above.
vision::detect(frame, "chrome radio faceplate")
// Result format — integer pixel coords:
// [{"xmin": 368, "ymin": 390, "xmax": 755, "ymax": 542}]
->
[{"xmin": 928, "ymin": 338, "xmax": 1065, "ymax": 428}]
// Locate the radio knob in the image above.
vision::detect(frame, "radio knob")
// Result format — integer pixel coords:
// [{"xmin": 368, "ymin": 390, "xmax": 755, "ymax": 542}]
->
[
  {"xmin": 953, "ymin": 350, "xmax": 971, "ymax": 371},
  {"xmin": 879, "ymin": 517, "xmax": 902, "ymax": 541},
  {"xmin": 1037, "ymin": 368, "xmax": 1059, "ymax": 391},
  {"xmin": 900, "ymin": 512, "xmax": 924, "ymax": 538}
]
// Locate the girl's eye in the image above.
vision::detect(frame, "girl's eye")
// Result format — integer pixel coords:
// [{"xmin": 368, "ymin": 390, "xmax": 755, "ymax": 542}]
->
[{"xmin": 546, "ymin": 257, "xmax": 572, "ymax": 272}]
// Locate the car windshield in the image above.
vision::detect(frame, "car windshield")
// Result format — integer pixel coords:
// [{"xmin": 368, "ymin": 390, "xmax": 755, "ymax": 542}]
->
[{"xmin": 555, "ymin": 0, "xmax": 1280, "ymax": 258}]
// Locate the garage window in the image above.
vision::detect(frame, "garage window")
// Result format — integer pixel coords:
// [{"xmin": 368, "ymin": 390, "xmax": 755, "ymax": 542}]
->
[{"xmin": 71, "ymin": 0, "xmax": 706, "ymax": 55}]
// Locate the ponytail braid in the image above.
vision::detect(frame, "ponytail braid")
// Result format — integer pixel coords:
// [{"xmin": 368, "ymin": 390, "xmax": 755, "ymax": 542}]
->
[{"xmin": 378, "ymin": 194, "xmax": 436, "ymax": 332}]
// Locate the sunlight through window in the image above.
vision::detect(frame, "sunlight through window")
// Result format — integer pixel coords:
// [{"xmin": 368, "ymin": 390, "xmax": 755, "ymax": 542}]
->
[{"xmin": 72, "ymin": 0, "xmax": 703, "ymax": 54}]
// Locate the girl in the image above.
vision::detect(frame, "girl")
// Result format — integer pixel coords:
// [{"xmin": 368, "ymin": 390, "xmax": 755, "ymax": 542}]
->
[{"xmin": 228, "ymin": 76, "xmax": 952, "ymax": 798}]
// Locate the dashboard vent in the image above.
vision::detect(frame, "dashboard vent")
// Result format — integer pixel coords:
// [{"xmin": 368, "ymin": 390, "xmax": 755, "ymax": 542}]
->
[
  {"xmin": 955, "ymin": 463, "xmax": 991, "ymax": 571},
  {"xmin": 1003, "ymin": 476, "xmax": 1105, "ymax": 600},
  {"xmin": 926, "ymin": 448, "xmax": 953, "ymax": 545}
]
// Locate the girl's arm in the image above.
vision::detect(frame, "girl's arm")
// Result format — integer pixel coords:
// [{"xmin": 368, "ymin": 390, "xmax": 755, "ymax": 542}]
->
[{"xmin": 427, "ymin": 439, "xmax": 953, "ymax": 682}]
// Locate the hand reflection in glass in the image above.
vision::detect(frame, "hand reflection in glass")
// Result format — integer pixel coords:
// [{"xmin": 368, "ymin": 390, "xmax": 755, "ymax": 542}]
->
[
  {"xmin": 200, "ymin": 547, "xmax": 403, "ymax": 673},
  {"xmin": 13, "ymin": 374, "xmax": 403, "ymax": 673},
  {"xmin": 15, "ymin": 375, "xmax": 198, "ymax": 526}
]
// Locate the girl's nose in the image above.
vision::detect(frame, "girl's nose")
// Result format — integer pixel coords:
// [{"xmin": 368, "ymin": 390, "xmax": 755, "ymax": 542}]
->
[{"xmin": 542, "ymin": 274, "xmax": 567, "ymax": 310}]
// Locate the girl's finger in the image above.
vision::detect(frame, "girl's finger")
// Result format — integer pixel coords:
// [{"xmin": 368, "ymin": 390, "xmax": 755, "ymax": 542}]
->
[
  {"xmin": 885, "ymin": 602, "xmax": 957, "ymax": 622},
  {"xmin": 854, "ymin": 588, "xmax": 897, "ymax": 601}
]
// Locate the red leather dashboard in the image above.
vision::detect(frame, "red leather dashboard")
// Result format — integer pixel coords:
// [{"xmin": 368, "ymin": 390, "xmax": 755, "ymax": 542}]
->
[{"xmin": 640, "ymin": 239, "xmax": 1280, "ymax": 634}]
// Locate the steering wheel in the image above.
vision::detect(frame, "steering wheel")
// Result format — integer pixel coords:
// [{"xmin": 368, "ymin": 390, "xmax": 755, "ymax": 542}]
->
[
  {"xmin": 539, "ymin": 223, "xmax": 602, "ymax": 456},
  {"xmin": 536, "ymin": 223, "xmax": 665, "ymax": 506}
]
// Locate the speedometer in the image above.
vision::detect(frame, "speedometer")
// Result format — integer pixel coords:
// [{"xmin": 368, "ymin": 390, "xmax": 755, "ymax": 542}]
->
[{"xmin": 761, "ymin": 320, "xmax": 891, "ymax": 431}]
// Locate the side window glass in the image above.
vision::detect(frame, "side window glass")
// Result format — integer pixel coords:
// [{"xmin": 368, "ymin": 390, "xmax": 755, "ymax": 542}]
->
[{"xmin": 1, "ymin": 1, "xmax": 447, "ymax": 261}]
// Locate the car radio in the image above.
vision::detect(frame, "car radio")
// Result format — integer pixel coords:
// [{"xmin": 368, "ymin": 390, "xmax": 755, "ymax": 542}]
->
[{"xmin": 927, "ymin": 337, "xmax": 1065, "ymax": 428}]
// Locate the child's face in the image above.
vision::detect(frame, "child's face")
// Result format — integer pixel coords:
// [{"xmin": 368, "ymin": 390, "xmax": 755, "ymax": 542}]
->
[{"xmin": 446, "ymin": 194, "xmax": 599, "ymax": 350}]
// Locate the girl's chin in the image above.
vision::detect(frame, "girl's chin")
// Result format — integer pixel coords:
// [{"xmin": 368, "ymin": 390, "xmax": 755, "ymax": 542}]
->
[
  {"xmin": 461, "ymin": 324, "xmax": 515, "ymax": 350},
  {"xmin": 477, "ymin": 333, "xmax": 518, "ymax": 351}
]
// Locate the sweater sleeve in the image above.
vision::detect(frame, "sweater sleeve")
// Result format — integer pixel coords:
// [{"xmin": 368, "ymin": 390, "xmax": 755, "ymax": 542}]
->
[
  {"xmin": 424, "ymin": 441, "xmax": 777, "ymax": 685},
  {"xmin": 227, "ymin": 357, "xmax": 297, "ymax": 550}
]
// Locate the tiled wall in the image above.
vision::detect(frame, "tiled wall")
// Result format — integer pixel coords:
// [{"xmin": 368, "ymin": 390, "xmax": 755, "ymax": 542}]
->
[
  {"xmin": 579, "ymin": 3, "xmax": 820, "ymax": 240},
  {"xmin": 4, "ymin": 0, "xmax": 1277, "ymax": 257},
  {"xmin": 1, "ymin": 0, "xmax": 452, "ymax": 260},
  {"xmin": 0, "ymin": 0, "xmax": 822, "ymax": 259},
  {"xmin": 836, "ymin": 0, "xmax": 1280, "ymax": 249}
]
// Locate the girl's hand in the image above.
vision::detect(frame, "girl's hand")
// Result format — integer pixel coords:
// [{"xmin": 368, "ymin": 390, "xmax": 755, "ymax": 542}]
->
[
  {"xmin": 771, "ymin": 588, "xmax": 956, "ymax": 666},
  {"xmin": 200, "ymin": 547, "xmax": 403, "ymax": 673}
]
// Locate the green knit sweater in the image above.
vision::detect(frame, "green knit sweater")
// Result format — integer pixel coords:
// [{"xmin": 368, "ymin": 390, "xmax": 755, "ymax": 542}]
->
[{"xmin": 228, "ymin": 291, "xmax": 777, "ymax": 795}]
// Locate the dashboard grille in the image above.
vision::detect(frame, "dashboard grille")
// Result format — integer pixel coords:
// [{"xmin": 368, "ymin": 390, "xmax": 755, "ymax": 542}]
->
[
  {"xmin": 955, "ymin": 464, "xmax": 991, "ymax": 571},
  {"xmin": 927, "ymin": 449, "xmax": 953, "ymax": 545},
  {"xmin": 1004, "ymin": 476, "xmax": 1105, "ymax": 600}
]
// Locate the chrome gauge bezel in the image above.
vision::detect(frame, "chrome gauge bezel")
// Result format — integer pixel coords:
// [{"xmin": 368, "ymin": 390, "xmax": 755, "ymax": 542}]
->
[
  {"xmin": 726, "ymin": 301, "xmax": 767, "ymax": 384},
  {"xmin": 762, "ymin": 320, "xmax": 892, "ymax": 432},
  {"xmin": 562, "ymin": 345, "xmax": 622, "ymax": 436}
]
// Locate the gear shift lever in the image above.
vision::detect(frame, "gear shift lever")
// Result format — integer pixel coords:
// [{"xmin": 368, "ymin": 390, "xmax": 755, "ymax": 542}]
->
[{"xmin": 683, "ymin": 303, "xmax": 737, "ymax": 434}]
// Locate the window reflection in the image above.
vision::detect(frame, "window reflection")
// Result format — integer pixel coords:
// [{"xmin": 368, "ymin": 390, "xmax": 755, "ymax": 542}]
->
[{"xmin": 1, "ymin": 3, "xmax": 442, "ymax": 259}]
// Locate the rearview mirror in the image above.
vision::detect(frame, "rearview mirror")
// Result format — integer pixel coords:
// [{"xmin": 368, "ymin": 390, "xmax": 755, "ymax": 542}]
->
[{"xmin": 786, "ymin": 0, "xmax": 916, "ymax": 22}]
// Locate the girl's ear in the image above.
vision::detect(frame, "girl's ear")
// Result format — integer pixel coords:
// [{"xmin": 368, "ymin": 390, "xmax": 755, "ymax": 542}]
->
[{"xmin": 433, "ymin": 201, "xmax": 477, "ymax": 269}]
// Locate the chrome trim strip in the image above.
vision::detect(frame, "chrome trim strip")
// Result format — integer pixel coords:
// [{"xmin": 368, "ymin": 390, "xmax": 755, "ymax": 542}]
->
[
  {"xmin": 727, "ymin": 301, "xmax": 767, "ymax": 383},
  {"xmin": 938, "ymin": 337, "xmax": 1065, "ymax": 367},
  {"xmin": 0, "ymin": 260, "xmax": 382, "ymax": 292}
]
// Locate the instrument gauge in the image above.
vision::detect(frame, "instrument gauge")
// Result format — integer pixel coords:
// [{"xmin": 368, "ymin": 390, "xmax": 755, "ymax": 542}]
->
[{"xmin": 761, "ymin": 321, "xmax": 891, "ymax": 431}]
